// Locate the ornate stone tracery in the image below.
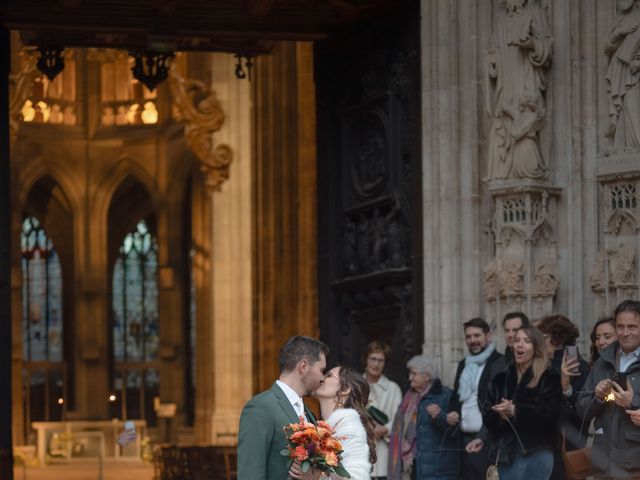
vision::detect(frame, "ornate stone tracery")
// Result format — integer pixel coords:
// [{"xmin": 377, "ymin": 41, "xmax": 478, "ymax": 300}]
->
[
  {"xmin": 484, "ymin": 184, "xmax": 561, "ymax": 326},
  {"xmin": 591, "ymin": 173, "xmax": 640, "ymax": 315}
]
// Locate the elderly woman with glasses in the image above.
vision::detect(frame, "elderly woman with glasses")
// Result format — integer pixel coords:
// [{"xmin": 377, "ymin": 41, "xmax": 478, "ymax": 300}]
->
[{"xmin": 388, "ymin": 355, "xmax": 457, "ymax": 480}]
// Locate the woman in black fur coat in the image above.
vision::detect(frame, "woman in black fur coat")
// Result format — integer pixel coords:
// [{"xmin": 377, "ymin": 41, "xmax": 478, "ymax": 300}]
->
[{"xmin": 482, "ymin": 326, "xmax": 562, "ymax": 480}]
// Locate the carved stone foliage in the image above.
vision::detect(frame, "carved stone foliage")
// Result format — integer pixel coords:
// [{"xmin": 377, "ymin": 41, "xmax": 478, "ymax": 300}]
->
[
  {"xmin": 605, "ymin": 0, "xmax": 640, "ymax": 152},
  {"xmin": 168, "ymin": 69, "xmax": 233, "ymax": 190},
  {"xmin": 484, "ymin": 185, "xmax": 561, "ymax": 326},
  {"xmin": 591, "ymin": 174, "xmax": 640, "ymax": 315},
  {"xmin": 485, "ymin": 0, "xmax": 553, "ymax": 182}
]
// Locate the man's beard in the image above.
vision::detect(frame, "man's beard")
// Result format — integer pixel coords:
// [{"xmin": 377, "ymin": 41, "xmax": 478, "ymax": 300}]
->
[{"xmin": 468, "ymin": 344, "xmax": 488, "ymax": 355}]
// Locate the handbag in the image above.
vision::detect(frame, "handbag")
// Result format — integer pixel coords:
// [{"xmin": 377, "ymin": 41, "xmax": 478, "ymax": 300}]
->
[
  {"xmin": 561, "ymin": 430, "xmax": 592, "ymax": 480},
  {"xmin": 486, "ymin": 449, "xmax": 499, "ymax": 480}
]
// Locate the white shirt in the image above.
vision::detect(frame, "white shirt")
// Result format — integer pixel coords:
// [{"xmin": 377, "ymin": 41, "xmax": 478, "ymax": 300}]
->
[
  {"xmin": 619, "ymin": 346, "xmax": 640, "ymax": 373},
  {"xmin": 460, "ymin": 363, "xmax": 486, "ymax": 433},
  {"xmin": 276, "ymin": 380, "xmax": 305, "ymax": 418}
]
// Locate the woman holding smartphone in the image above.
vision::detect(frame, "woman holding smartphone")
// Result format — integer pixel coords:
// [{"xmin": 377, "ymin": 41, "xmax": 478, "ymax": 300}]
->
[
  {"xmin": 482, "ymin": 326, "xmax": 562, "ymax": 480},
  {"xmin": 537, "ymin": 315, "xmax": 591, "ymax": 480}
]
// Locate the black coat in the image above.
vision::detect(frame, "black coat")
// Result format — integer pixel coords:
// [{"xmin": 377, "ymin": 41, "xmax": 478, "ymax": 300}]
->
[
  {"xmin": 549, "ymin": 348, "xmax": 591, "ymax": 449},
  {"xmin": 482, "ymin": 362, "xmax": 562, "ymax": 465},
  {"xmin": 448, "ymin": 349, "xmax": 504, "ymax": 441}
]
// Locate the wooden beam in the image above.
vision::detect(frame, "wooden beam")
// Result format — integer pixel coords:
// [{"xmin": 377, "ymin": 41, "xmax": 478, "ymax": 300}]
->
[{"xmin": 244, "ymin": 0, "xmax": 275, "ymax": 17}]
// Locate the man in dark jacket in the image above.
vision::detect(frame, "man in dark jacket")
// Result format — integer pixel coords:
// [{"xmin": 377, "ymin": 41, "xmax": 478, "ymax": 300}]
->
[
  {"xmin": 576, "ymin": 300, "xmax": 640, "ymax": 479},
  {"xmin": 447, "ymin": 317, "xmax": 504, "ymax": 479},
  {"xmin": 502, "ymin": 311, "xmax": 530, "ymax": 365}
]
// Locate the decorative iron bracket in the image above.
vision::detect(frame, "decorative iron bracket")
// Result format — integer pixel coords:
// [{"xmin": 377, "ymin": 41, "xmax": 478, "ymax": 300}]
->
[
  {"xmin": 129, "ymin": 50, "xmax": 175, "ymax": 91},
  {"xmin": 37, "ymin": 47, "xmax": 65, "ymax": 81}
]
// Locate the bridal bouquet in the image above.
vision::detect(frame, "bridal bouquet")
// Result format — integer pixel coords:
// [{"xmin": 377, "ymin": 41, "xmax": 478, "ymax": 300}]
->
[{"xmin": 281, "ymin": 416, "xmax": 351, "ymax": 478}]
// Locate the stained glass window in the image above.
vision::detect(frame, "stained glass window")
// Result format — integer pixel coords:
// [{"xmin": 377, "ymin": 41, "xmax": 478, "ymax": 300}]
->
[
  {"xmin": 112, "ymin": 219, "xmax": 159, "ymax": 424},
  {"xmin": 21, "ymin": 216, "xmax": 66, "ymax": 441},
  {"xmin": 21, "ymin": 216, "xmax": 63, "ymax": 362}
]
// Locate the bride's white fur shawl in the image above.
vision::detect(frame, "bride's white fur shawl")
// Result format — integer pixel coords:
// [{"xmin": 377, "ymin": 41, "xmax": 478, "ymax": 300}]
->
[{"xmin": 326, "ymin": 408, "xmax": 372, "ymax": 480}]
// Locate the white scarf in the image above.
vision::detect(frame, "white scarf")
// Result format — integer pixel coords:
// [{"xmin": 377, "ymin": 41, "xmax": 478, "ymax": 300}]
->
[{"xmin": 458, "ymin": 343, "xmax": 495, "ymax": 403}]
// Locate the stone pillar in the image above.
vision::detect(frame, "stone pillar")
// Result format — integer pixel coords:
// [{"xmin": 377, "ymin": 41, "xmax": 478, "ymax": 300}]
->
[
  {"xmin": 0, "ymin": 24, "xmax": 14, "ymax": 480},
  {"xmin": 421, "ymin": 0, "xmax": 484, "ymax": 382},
  {"xmin": 207, "ymin": 53, "xmax": 253, "ymax": 446}
]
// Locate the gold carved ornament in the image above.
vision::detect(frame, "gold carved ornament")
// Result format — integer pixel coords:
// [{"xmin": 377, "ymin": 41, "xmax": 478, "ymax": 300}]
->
[
  {"xmin": 9, "ymin": 50, "xmax": 40, "ymax": 147},
  {"xmin": 168, "ymin": 69, "xmax": 233, "ymax": 190}
]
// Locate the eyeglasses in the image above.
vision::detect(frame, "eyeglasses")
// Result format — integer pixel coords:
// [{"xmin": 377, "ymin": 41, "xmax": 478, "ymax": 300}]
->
[
  {"xmin": 325, "ymin": 370, "xmax": 339, "ymax": 379},
  {"xmin": 367, "ymin": 357, "xmax": 385, "ymax": 364}
]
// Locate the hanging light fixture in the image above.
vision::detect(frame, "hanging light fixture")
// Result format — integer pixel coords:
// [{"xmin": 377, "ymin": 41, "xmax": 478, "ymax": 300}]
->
[
  {"xmin": 36, "ymin": 47, "xmax": 65, "ymax": 82},
  {"xmin": 129, "ymin": 50, "xmax": 175, "ymax": 91},
  {"xmin": 234, "ymin": 54, "xmax": 255, "ymax": 81}
]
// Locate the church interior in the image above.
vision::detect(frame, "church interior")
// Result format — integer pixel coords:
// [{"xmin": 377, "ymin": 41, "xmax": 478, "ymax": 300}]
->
[{"xmin": 1, "ymin": 0, "xmax": 640, "ymax": 479}]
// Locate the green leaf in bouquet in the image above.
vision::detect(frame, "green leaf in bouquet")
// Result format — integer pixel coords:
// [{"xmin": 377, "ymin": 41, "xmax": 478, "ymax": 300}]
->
[
  {"xmin": 301, "ymin": 460, "xmax": 311, "ymax": 473},
  {"xmin": 333, "ymin": 464, "xmax": 351, "ymax": 478},
  {"xmin": 280, "ymin": 449, "xmax": 290, "ymax": 456}
]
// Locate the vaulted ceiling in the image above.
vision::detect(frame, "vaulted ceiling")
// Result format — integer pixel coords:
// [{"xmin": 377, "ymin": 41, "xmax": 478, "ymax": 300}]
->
[{"xmin": 0, "ymin": 0, "xmax": 403, "ymax": 53}]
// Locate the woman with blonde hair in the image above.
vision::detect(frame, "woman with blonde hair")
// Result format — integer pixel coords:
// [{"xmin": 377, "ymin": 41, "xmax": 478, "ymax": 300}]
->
[{"xmin": 482, "ymin": 326, "xmax": 562, "ymax": 480}]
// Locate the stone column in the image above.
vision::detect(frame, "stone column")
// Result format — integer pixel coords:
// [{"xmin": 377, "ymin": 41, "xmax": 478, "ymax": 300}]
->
[
  {"xmin": 207, "ymin": 53, "xmax": 253, "ymax": 445},
  {"xmin": 0, "ymin": 24, "xmax": 14, "ymax": 480},
  {"xmin": 421, "ymin": 0, "xmax": 484, "ymax": 382}
]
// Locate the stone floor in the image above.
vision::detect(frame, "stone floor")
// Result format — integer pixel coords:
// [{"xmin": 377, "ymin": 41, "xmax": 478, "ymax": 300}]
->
[{"xmin": 12, "ymin": 460, "xmax": 154, "ymax": 480}]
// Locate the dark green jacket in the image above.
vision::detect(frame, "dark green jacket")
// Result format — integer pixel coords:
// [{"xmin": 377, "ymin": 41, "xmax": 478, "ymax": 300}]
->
[{"xmin": 237, "ymin": 382, "xmax": 300, "ymax": 480}]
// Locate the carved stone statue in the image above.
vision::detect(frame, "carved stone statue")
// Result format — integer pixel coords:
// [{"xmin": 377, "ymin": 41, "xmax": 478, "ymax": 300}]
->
[
  {"xmin": 483, "ymin": 257, "xmax": 526, "ymax": 299},
  {"xmin": 605, "ymin": 0, "xmax": 640, "ymax": 151},
  {"xmin": 533, "ymin": 260, "xmax": 559, "ymax": 295},
  {"xmin": 485, "ymin": 0, "xmax": 553, "ymax": 182}
]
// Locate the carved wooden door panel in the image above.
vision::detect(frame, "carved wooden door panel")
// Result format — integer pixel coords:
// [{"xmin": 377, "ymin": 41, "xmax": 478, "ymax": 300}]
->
[{"xmin": 315, "ymin": 2, "xmax": 422, "ymax": 386}]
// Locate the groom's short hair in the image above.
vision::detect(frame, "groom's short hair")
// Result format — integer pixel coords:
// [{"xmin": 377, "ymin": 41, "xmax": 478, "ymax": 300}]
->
[{"xmin": 279, "ymin": 336, "xmax": 329, "ymax": 373}]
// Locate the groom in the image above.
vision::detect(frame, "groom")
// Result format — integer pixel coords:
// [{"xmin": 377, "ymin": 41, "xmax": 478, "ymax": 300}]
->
[{"xmin": 237, "ymin": 335, "xmax": 329, "ymax": 480}]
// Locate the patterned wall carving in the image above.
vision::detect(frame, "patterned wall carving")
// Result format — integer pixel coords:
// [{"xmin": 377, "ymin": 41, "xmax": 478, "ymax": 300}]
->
[
  {"xmin": 591, "ymin": 173, "xmax": 640, "ymax": 316},
  {"xmin": 484, "ymin": 185, "xmax": 561, "ymax": 326}
]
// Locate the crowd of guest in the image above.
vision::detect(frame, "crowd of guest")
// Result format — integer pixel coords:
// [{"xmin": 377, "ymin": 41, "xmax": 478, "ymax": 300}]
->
[{"xmin": 364, "ymin": 299, "xmax": 640, "ymax": 480}]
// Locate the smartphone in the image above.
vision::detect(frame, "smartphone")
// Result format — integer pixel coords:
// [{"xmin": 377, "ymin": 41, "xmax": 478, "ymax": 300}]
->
[
  {"xmin": 612, "ymin": 372, "xmax": 628, "ymax": 391},
  {"xmin": 564, "ymin": 345, "xmax": 578, "ymax": 361},
  {"xmin": 564, "ymin": 346, "xmax": 579, "ymax": 373}
]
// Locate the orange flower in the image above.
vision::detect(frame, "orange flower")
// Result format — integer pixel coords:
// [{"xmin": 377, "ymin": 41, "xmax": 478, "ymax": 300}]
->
[
  {"xmin": 292, "ymin": 445, "xmax": 309, "ymax": 461},
  {"xmin": 322, "ymin": 438, "xmax": 342, "ymax": 452},
  {"xmin": 290, "ymin": 428, "xmax": 320, "ymax": 444},
  {"xmin": 324, "ymin": 451, "xmax": 338, "ymax": 466}
]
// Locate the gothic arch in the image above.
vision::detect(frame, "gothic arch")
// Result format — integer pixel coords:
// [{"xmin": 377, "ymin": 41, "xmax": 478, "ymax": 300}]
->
[{"xmin": 17, "ymin": 159, "xmax": 82, "ymax": 222}]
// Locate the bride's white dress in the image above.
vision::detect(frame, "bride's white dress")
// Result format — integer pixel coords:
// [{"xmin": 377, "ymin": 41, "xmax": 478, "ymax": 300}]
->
[{"xmin": 326, "ymin": 408, "xmax": 372, "ymax": 480}]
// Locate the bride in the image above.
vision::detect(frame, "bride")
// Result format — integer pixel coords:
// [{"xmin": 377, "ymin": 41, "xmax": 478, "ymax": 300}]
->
[{"xmin": 289, "ymin": 365, "xmax": 377, "ymax": 480}]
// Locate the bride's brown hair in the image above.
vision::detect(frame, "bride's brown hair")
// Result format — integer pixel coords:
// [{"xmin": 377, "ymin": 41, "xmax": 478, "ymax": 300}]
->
[{"xmin": 335, "ymin": 365, "xmax": 377, "ymax": 465}]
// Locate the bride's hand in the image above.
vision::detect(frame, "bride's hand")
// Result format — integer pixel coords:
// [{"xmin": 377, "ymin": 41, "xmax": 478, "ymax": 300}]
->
[{"xmin": 289, "ymin": 460, "xmax": 322, "ymax": 480}]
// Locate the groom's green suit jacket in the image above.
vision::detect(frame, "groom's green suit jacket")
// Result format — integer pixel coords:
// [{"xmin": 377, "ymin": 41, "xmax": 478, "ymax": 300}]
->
[{"xmin": 237, "ymin": 382, "xmax": 302, "ymax": 480}]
